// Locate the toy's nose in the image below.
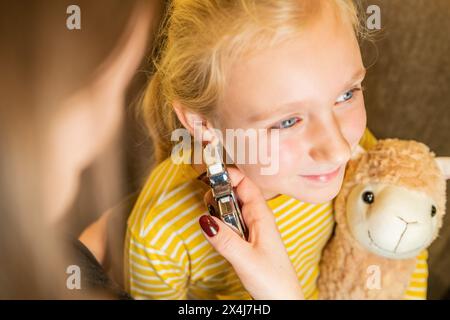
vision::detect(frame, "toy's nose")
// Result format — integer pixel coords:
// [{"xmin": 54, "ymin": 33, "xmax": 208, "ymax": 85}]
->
[
  {"xmin": 393, "ymin": 216, "xmax": 420, "ymax": 253},
  {"xmin": 397, "ymin": 216, "xmax": 419, "ymax": 225},
  {"xmin": 373, "ymin": 184, "xmax": 435, "ymax": 225},
  {"xmin": 364, "ymin": 185, "xmax": 435, "ymax": 256}
]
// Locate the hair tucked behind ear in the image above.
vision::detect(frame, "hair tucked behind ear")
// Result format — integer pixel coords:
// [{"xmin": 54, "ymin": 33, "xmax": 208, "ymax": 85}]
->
[{"xmin": 140, "ymin": 0, "xmax": 367, "ymax": 165}]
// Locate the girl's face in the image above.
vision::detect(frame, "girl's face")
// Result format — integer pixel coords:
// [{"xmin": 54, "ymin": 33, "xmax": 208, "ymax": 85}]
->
[{"xmin": 215, "ymin": 9, "xmax": 367, "ymax": 203}]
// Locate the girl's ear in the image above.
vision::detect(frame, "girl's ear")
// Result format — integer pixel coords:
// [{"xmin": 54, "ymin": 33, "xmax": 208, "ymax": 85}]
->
[
  {"xmin": 173, "ymin": 100, "xmax": 214, "ymax": 143},
  {"xmin": 435, "ymin": 157, "xmax": 450, "ymax": 180}
]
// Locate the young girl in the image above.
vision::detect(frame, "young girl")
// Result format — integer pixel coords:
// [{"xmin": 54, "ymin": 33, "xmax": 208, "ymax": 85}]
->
[{"xmin": 125, "ymin": 0, "xmax": 428, "ymax": 299}]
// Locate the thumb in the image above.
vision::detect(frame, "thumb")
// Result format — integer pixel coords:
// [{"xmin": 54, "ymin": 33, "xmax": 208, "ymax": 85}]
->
[{"xmin": 198, "ymin": 214, "xmax": 250, "ymax": 266}]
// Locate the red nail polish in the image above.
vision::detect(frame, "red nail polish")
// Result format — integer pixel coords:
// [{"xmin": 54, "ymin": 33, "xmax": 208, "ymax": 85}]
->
[{"xmin": 199, "ymin": 215, "xmax": 219, "ymax": 237}]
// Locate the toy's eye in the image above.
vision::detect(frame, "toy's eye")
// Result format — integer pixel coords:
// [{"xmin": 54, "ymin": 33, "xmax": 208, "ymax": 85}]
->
[
  {"xmin": 431, "ymin": 205, "xmax": 437, "ymax": 217},
  {"xmin": 362, "ymin": 191, "xmax": 375, "ymax": 204}
]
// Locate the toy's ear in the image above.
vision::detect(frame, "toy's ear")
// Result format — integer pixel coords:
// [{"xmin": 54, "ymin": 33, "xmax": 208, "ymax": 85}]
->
[
  {"xmin": 436, "ymin": 157, "xmax": 450, "ymax": 180},
  {"xmin": 351, "ymin": 144, "xmax": 367, "ymax": 160}
]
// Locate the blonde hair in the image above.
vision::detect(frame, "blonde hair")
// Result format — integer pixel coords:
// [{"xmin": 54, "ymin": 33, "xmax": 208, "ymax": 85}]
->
[{"xmin": 141, "ymin": 0, "xmax": 365, "ymax": 164}]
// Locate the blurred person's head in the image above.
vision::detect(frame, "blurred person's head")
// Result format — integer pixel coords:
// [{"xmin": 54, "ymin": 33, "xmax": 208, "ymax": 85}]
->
[
  {"xmin": 0, "ymin": 0, "xmax": 157, "ymax": 298},
  {"xmin": 141, "ymin": 0, "xmax": 368, "ymax": 204}
]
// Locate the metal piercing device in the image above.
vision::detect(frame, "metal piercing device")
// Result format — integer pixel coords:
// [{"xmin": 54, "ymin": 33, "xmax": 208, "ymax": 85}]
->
[{"xmin": 203, "ymin": 143, "xmax": 248, "ymax": 240}]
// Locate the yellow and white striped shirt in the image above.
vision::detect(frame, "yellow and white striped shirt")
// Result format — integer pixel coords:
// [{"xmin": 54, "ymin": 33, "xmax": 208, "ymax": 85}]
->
[{"xmin": 124, "ymin": 128, "xmax": 428, "ymax": 300}]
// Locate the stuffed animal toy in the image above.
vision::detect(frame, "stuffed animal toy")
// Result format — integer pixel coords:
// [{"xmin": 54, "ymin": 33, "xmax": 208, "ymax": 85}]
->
[{"xmin": 318, "ymin": 139, "xmax": 450, "ymax": 299}]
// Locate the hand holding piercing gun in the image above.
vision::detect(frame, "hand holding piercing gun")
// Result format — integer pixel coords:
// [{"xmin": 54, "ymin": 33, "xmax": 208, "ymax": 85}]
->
[{"xmin": 203, "ymin": 143, "xmax": 248, "ymax": 240}]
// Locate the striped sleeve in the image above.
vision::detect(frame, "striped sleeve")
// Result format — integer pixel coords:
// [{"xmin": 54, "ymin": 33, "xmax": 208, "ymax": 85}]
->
[
  {"xmin": 403, "ymin": 250, "xmax": 428, "ymax": 300},
  {"xmin": 127, "ymin": 230, "xmax": 190, "ymax": 300}
]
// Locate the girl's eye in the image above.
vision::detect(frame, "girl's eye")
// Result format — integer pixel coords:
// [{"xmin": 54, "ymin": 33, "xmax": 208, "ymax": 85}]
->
[
  {"xmin": 271, "ymin": 117, "xmax": 301, "ymax": 129},
  {"xmin": 336, "ymin": 87, "xmax": 362, "ymax": 104}
]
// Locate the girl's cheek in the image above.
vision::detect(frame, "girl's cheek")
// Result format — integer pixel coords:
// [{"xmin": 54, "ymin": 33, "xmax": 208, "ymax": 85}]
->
[
  {"xmin": 338, "ymin": 100, "xmax": 367, "ymax": 147},
  {"xmin": 241, "ymin": 135, "xmax": 299, "ymax": 180},
  {"xmin": 277, "ymin": 136, "xmax": 304, "ymax": 175}
]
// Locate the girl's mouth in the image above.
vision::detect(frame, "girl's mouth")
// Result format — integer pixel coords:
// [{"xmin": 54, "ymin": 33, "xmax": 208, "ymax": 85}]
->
[{"xmin": 298, "ymin": 165, "xmax": 342, "ymax": 183}]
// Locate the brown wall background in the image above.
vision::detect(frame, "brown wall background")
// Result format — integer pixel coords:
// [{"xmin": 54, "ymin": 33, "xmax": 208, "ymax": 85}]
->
[
  {"xmin": 66, "ymin": 0, "xmax": 450, "ymax": 299},
  {"xmin": 360, "ymin": 0, "xmax": 450, "ymax": 299}
]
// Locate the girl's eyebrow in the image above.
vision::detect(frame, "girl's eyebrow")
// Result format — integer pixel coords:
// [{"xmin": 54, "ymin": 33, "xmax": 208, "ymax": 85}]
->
[{"xmin": 247, "ymin": 67, "xmax": 367, "ymax": 123}]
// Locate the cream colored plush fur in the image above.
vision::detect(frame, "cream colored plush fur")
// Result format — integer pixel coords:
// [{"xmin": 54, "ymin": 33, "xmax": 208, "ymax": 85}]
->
[{"xmin": 318, "ymin": 139, "xmax": 449, "ymax": 299}]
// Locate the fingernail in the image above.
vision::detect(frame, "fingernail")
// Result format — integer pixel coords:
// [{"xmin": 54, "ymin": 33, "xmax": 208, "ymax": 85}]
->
[
  {"xmin": 199, "ymin": 215, "xmax": 219, "ymax": 237},
  {"xmin": 207, "ymin": 204, "xmax": 215, "ymax": 216}
]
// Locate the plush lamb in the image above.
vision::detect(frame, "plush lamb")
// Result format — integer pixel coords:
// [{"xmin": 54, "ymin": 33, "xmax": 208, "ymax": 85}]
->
[{"xmin": 318, "ymin": 139, "xmax": 450, "ymax": 299}]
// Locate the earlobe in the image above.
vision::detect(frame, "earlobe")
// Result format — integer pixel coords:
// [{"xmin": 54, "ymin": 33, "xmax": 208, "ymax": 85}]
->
[{"xmin": 435, "ymin": 157, "xmax": 450, "ymax": 180}]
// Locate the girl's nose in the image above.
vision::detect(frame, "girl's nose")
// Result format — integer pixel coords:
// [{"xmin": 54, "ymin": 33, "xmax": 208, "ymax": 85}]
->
[{"xmin": 308, "ymin": 115, "xmax": 351, "ymax": 165}]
